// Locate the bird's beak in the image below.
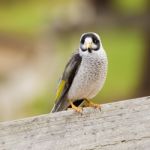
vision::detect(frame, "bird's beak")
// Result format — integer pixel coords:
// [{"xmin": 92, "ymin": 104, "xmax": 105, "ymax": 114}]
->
[{"xmin": 86, "ymin": 42, "xmax": 92, "ymax": 49}]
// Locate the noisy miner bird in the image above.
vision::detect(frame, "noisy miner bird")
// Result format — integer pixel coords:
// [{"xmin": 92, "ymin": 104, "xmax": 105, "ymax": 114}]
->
[{"xmin": 51, "ymin": 32, "xmax": 108, "ymax": 113}]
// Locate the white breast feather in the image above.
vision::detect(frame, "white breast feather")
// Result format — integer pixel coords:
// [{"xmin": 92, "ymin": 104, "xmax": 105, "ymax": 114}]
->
[{"xmin": 67, "ymin": 47, "xmax": 108, "ymax": 100}]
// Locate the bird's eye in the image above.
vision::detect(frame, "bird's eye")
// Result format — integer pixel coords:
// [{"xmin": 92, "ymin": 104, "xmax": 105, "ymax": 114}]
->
[{"xmin": 93, "ymin": 39, "xmax": 99, "ymax": 44}]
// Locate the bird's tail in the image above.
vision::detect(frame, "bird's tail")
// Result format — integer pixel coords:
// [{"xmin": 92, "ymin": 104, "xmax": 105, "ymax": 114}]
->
[
  {"xmin": 51, "ymin": 97, "xmax": 85, "ymax": 113},
  {"xmin": 51, "ymin": 95, "xmax": 69, "ymax": 113}
]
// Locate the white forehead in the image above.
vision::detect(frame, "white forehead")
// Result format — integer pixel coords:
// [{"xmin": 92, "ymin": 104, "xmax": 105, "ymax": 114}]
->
[{"xmin": 85, "ymin": 37, "xmax": 92, "ymax": 43}]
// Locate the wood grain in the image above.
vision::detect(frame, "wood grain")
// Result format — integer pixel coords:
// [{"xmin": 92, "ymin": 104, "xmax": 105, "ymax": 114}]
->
[{"xmin": 0, "ymin": 96, "xmax": 150, "ymax": 150}]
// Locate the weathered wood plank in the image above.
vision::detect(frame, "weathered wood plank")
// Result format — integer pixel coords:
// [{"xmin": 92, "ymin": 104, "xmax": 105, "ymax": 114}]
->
[{"xmin": 0, "ymin": 97, "xmax": 150, "ymax": 150}]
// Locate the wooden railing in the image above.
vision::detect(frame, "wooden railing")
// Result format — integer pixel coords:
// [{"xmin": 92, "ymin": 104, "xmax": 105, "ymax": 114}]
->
[{"xmin": 0, "ymin": 96, "xmax": 150, "ymax": 150}]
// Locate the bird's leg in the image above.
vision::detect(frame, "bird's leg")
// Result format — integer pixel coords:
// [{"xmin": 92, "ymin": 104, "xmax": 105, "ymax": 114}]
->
[
  {"xmin": 68, "ymin": 99, "xmax": 83, "ymax": 113},
  {"xmin": 84, "ymin": 99, "xmax": 101, "ymax": 110}
]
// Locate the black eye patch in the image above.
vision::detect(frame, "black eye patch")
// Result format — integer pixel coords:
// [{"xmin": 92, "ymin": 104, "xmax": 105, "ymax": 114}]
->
[
  {"xmin": 81, "ymin": 33, "xmax": 99, "ymax": 44},
  {"xmin": 93, "ymin": 38, "xmax": 99, "ymax": 44},
  {"xmin": 92, "ymin": 36, "xmax": 100, "ymax": 50},
  {"xmin": 80, "ymin": 38, "xmax": 84, "ymax": 44}
]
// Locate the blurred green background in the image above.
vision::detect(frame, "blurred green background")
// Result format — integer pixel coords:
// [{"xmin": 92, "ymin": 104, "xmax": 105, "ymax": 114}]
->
[{"xmin": 0, "ymin": 0, "xmax": 149, "ymax": 121}]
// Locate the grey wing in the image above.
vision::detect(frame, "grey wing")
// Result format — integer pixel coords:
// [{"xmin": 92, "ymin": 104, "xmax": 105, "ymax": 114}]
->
[{"xmin": 51, "ymin": 52, "xmax": 82, "ymax": 113}]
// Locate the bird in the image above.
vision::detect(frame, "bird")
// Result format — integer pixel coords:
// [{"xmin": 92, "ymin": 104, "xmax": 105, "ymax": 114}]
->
[{"xmin": 51, "ymin": 32, "xmax": 108, "ymax": 113}]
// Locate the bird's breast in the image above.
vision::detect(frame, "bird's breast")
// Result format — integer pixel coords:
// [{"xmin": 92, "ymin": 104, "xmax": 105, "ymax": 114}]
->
[
  {"xmin": 68, "ymin": 53, "xmax": 108, "ymax": 100},
  {"xmin": 77, "ymin": 55, "xmax": 106, "ymax": 86}
]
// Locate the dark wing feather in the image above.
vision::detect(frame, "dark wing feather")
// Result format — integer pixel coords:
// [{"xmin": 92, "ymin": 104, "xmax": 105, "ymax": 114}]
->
[{"xmin": 51, "ymin": 52, "xmax": 82, "ymax": 112}]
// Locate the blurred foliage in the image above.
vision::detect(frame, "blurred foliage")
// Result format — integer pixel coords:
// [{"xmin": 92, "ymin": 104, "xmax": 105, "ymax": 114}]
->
[
  {"xmin": 114, "ymin": 0, "xmax": 147, "ymax": 14},
  {"xmin": 0, "ymin": 0, "xmax": 71, "ymax": 34},
  {"xmin": 0, "ymin": 0, "xmax": 147, "ymax": 34},
  {"xmin": 0, "ymin": 0, "xmax": 48, "ymax": 34}
]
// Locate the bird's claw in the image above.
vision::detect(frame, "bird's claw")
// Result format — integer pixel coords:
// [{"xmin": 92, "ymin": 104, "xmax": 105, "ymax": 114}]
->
[
  {"xmin": 69, "ymin": 99, "xmax": 83, "ymax": 113},
  {"xmin": 85, "ymin": 99, "xmax": 101, "ymax": 111},
  {"xmin": 72, "ymin": 106, "xmax": 83, "ymax": 113}
]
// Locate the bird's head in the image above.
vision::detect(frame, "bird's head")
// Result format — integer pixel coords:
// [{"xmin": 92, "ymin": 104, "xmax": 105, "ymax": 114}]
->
[{"xmin": 79, "ymin": 32, "xmax": 101, "ymax": 55}]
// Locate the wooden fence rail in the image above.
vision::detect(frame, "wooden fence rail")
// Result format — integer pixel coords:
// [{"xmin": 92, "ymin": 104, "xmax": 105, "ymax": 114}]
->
[{"xmin": 0, "ymin": 96, "xmax": 150, "ymax": 150}]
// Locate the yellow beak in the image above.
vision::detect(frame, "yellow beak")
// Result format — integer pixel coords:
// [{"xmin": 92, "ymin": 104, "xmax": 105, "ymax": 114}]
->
[{"xmin": 86, "ymin": 42, "xmax": 92, "ymax": 49}]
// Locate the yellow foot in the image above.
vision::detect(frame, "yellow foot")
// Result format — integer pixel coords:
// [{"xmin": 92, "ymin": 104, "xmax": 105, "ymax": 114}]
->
[
  {"xmin": 85, "ymin": 99, "xmax": 101, "ymax": 110},
  {"xmin": 68, "ymin": 100, "xmax": 83, "ymax": 113},
  {"xmin": 72, "ymin": 106, "xmax": 83, "ymax": 113}
]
